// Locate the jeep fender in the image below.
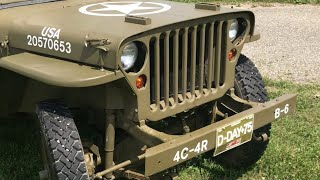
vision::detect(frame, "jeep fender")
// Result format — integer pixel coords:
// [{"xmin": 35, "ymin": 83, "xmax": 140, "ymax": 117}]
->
[{"xmin": 0, "ymin": 52, "xmax": 124, "ymax": 87}]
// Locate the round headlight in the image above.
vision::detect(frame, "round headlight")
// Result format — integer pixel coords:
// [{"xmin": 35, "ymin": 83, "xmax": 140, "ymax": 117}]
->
[
  {"xmin": 121, "ymin": 42, "xmax": 138, "ymax": 70},
  {"xmin": 229, "ymin": 20, "xmax": 239, "ymax": 42}
]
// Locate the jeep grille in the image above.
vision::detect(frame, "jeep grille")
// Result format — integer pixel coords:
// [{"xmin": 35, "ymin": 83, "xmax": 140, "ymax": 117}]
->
[{"xmin": 149, "ymin": 21, "xmax": 227, "ymax": 110}]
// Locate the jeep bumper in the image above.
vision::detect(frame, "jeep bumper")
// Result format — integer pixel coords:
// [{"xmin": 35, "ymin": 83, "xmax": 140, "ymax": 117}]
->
[
  {"xmin": 144, "ymin": 94, "xmax": 297, "ymax": 176},
  {"xmin": 94, "ymin": 94, "xmax": 297, "ymax": 178}
]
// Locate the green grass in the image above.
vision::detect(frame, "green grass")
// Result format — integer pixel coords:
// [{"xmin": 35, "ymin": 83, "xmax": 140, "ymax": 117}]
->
[
  {"xmin": 0, "ymin": 80, "xmax": 319, "ymax": 179},
  {"xmin": 172, "ymin": 0, "xmax": 320, "ymax": 5},
  {"xmin": 0, "ymin": 117, "xmax": 41, "ymax": 180}
]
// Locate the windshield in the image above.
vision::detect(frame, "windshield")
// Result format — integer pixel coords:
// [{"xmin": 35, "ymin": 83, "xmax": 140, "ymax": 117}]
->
[{"xmin": 0, "ymin": 0, "xmax": 61, "ymax": 10}]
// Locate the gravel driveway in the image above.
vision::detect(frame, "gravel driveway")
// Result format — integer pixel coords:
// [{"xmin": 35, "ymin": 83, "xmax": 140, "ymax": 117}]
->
[{"xmin": 240, "ymin": 4, "xmax": 320, "ymax": 84}]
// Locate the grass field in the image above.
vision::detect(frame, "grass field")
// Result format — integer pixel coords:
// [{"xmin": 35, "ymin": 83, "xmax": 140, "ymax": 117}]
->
[
  {"xmin": 0, "ymin": 117, "xmax": 41, "ymax": 179},
  {"xmin": 0, "ymin": 79, "xmax": 319, "ymax": 179}
]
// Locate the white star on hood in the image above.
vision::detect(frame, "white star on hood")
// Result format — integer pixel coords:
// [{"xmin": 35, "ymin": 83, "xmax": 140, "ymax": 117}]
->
[{"xmin": 92, "ymin": 2, "xmax": 161, "ymax": 15}]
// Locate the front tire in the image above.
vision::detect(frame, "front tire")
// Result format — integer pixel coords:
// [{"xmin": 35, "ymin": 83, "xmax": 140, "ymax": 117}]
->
[
  {"xmin": 215, "ymin": 54, "xmax": 271, "ymax": 168},
  {"xmin": 37, "ymin": 100, "xmax": 89, "ymax": 180}
]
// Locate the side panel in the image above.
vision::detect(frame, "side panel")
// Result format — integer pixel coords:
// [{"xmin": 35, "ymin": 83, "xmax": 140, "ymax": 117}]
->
[
  {"xmin": 0, "ymin": 70, "xmax": 132, "ymax": 116},
  {"xmin": 0, "ymin": 69, "xmax": 27, "ymax": 117},
  {"xmin": 18, "ymin": 79, "xmax": 64, "ymax": 113}
]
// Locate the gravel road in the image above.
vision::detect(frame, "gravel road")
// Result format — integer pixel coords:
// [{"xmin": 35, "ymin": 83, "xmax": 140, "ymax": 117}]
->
[{"xmin": 240, "ymin": 4, "xmax": 320, "ymax": 84}]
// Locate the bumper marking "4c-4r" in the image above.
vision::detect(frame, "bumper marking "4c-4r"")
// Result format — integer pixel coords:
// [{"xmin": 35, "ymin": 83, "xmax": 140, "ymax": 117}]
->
[{"xmin": 173, "ymin": 140, "xmax": 208, "ymax": 162}]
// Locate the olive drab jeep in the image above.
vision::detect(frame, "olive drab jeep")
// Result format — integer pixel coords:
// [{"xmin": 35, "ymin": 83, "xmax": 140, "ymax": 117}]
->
[{"xmin": 0, "ymin": 0, "xmax": 297, "ymax": 179}]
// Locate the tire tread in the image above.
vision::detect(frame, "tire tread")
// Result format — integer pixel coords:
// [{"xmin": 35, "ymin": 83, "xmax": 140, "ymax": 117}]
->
[{"xmin": 37, "ymin": 100, "xmax": 89, "ymax": 180}]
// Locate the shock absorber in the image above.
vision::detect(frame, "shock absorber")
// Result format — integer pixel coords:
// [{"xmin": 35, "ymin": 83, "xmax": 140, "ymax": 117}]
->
[{"xmin": 104, "ymin": 110, "xmax": 116, "ymax": 179}]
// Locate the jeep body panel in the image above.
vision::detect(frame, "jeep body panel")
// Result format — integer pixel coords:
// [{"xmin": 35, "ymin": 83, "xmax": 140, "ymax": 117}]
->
[
  {"xmin": 0, "ymin": 52, "xmax": 123, "ymax": 87},
  {"xmin": 0, "ymin": 0, "xmax": 255, "ymax": 70}
]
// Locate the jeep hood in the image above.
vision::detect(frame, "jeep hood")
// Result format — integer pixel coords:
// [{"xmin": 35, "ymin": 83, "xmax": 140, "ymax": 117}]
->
[{"xmin": 0, "ymin": 0, "xmax": 253, "ymax": 69}]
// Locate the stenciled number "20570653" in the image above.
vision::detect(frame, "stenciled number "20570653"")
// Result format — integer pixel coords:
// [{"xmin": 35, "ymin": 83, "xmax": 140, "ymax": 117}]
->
[{"xmin": 27, "ymin": 35, "xmax": 71, "ymax": 54}]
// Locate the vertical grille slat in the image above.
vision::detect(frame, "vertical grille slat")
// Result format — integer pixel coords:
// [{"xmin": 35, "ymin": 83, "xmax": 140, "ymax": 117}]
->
[
  {"xmin": 206, "ymin": 23, "xmax": 214, "ymax": 91},
  {"xmin": 154, "ymin": 37, "xmax": 160, "ymax": 107},
  {"xmin": 164, "ymin": 32, "xmax": 170, "ymax": 106},
  {"xmin": 173, "ymin": 31, "xmax": 179, "ymax": 105},
  {"xmin": 199, "ymin": 24, "xmax": 206, "ymax": 94},
  {"xmin": 215, "ymin": 22, "xmax": 223, "ymax": 88},
  {"xmin": 181, "ymin": 28, "xmax": 188, "ymax": 100},
  {"xmin": 190, "ymin": 26, "xmax": 197, "ymax": 97}
]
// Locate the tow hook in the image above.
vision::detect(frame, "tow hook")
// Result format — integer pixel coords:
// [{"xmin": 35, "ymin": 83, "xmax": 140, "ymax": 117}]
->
[
  {"xmin": 0, "ymin": 39, "xmax": 8, "ymax": 49},
  {"xmin": 0, "ymin": 38, "xmax": 9, "ymax": 55},
  {"xmin": 253, "ymin": 132, "xmax": 269, "ymax": 142}
]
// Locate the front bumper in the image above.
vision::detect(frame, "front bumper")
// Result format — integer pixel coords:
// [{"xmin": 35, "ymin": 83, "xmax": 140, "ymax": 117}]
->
[{"xmin": 144, "ymin": 94, "xmax": 297, "ymax": 176}]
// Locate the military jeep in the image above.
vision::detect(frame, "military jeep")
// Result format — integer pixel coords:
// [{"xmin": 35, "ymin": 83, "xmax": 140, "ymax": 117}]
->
[{"xmin": 0, "ymin": 0, "xmax": 297, "ymax": 179}]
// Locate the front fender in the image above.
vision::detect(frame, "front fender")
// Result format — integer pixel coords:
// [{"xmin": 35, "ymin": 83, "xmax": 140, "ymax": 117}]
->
[{"xmin": 0, "ymin": 52, "xmax": 124, "ymax": 87}]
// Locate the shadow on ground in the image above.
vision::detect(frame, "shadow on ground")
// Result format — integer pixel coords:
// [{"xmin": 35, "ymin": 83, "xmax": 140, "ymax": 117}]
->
[
  {"xmin": 0, "ymin": 117, "xmax": 42, "ymax": 180},
  {"xmin": 179, "ymin": 154, "xmax": 254, "ymax": 180}
]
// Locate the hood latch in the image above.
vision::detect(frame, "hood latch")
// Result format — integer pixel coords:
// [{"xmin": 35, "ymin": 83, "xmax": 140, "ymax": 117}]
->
[
  {"xmin": 125, "ymin": 15, "xmax": 151, "ymax": 25},
  {"xmin": 85, "ymin": 37, "xmax": 111, "ymax": 52},
  {"xmin": 85, "ymin": 36, "xmax": 112, "ymax": 70},
  {"xmin": 195, "ymin": 3, "xmax": 221, "ymax": 11}
]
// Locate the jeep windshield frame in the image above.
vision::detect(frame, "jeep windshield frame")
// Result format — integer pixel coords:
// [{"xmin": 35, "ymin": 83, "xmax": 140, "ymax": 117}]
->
[{"xmin": 0, "ymin": 0, "xmax": 61, "ymax": 10}]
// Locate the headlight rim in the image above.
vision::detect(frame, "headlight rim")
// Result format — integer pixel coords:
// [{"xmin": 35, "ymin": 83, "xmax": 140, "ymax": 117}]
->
[
  {"xmin": 229, "ymin": 19, "xmax": 239, "ymax": 42},
  {"xmin": 121, "ymin": 42, "xmax": 138, "ymax": 71}
]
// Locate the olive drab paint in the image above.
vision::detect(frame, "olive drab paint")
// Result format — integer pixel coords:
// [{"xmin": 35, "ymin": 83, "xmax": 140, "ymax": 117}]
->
[{"xmin": 0, "ymin": 0, "xmax": 297, "ymax": 179}]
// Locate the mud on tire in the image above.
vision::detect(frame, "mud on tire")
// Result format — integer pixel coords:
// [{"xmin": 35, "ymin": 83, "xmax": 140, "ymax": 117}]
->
[
  {"xmin": 215, "ymin": 54, "xmax": 271, "ymax": 168},
  {"xmin": 36, "ymin": 100, "xmax": 89, "ymax": 180}
]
